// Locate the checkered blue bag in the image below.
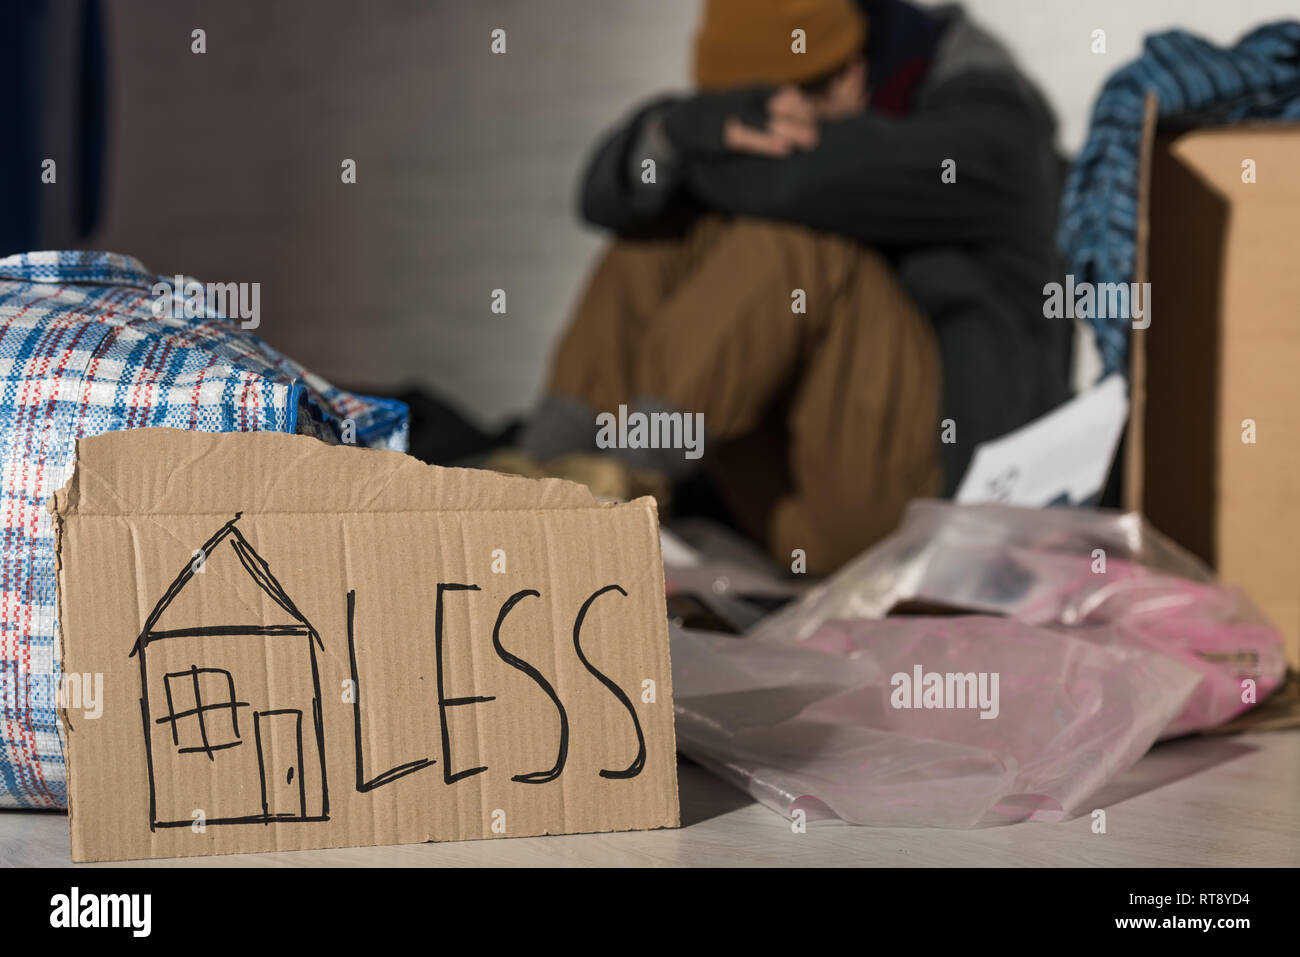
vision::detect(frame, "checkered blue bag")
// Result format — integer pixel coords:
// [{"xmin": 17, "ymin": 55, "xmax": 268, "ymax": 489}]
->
[{"xmin": 0, "ymin": 250, "xmax": 408, "ymax": 809}]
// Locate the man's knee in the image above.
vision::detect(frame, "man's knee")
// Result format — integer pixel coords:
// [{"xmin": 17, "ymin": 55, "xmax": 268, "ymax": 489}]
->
[
  {"xmin": 593, "ymin": 235, "xmax": 677, "ymax": 277},
  {"xmin": 728, "ymin": 215, "xmax": 871, "ymax": 251},
  {"xmin": 724, "ymin": 215, "xmax": 809, "ymax": 239},
  {"xmin": 719, "ymin": 217, "xmax": 875, "ymax": 297}
]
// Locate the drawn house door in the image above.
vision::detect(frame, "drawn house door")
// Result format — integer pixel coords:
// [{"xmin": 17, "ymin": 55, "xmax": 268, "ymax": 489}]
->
[{"xmin": 256, "ymin": 710, "xmax": 306, "ymax": 818}]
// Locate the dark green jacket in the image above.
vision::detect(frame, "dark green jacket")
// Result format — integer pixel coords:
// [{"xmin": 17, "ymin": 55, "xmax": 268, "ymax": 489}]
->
[{"xmin": 577, "ymin": 7, "xmax": 1071, "ymax": 494}]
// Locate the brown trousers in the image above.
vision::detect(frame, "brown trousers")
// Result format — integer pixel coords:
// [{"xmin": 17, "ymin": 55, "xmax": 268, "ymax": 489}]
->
[{"xmin": 549, "ymin": 216, "xmax": 941, "ymax": 575}]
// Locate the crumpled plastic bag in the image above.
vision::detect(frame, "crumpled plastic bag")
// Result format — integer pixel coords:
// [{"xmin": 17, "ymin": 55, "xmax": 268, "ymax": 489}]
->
[{"xmin": 670, "ymin": 501, "xmax": 1286, "ymax": 827}]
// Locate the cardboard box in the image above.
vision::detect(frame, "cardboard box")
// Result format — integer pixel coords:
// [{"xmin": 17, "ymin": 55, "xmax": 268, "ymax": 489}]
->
[
  {"xmin": 1127, "ymin": 98, "xmax": 1300, "ymax": 668},
  {"xmin": 52, "ymin": 429, "xmax": 679, "ymax": 862}
]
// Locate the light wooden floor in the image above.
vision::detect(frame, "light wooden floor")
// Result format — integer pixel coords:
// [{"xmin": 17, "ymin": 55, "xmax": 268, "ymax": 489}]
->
[{"xmin": 3, "ymin": 730, "xmax": 1297, "ymax": 867}]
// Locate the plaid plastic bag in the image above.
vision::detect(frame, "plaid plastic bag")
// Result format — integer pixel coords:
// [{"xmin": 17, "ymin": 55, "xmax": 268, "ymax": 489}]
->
[{"xmin": 0, "ymin": 250, "xmax": 408, "ymax": 809}]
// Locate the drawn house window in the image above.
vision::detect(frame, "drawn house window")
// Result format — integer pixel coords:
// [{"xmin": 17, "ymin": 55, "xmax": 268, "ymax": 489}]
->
[
  {"xmin": 160, "ymin": 666, "xmax": 246, "ymax": 756},
  {"xmin": 131, "ymin": 514, "xmax": 329, "ymax": 830}
]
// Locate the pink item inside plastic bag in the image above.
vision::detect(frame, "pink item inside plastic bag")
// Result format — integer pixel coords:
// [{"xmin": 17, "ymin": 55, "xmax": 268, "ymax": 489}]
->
[{"xmin": 670, "ymin": 502, "xmax": 1286, "ymax": 827}]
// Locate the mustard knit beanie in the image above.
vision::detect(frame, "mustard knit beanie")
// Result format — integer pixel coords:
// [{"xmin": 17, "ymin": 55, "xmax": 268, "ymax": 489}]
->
[{"xmin": 693, "ymin": 0, "xmax": 868, "ymax": 90}]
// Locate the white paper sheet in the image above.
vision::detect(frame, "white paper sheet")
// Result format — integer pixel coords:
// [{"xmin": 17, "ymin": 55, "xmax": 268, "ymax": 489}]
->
[{"xmin": 955, "ymin": 374, "xmax": 1129, "ymax": 507}]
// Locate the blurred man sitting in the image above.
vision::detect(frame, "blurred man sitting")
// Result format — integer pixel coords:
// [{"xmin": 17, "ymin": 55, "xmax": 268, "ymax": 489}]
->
[{"xmin": 498, "ymin": 0, "xmax": 1070, "ymax": 574}]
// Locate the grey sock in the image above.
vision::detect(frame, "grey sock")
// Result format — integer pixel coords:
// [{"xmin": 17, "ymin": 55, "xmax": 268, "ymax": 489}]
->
[
  {"xmin": 603, "ymin": 397, "xmax": 706, "ymax": 482},
  {"xmin": 516, "ymin": 393, "xmax": 599, "ymax": 460}
]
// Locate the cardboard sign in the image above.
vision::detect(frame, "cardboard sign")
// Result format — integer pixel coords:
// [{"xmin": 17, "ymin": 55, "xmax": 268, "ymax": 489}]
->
[{"xmin": 52, "ymin": 429, "xmax": 679, "ymax": 862}]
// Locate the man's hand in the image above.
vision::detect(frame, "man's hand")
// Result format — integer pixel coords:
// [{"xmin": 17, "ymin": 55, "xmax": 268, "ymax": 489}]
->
[
  {"xmin": 662, "ymin": 85, "xmax": 819, "ymax": 159},
  {"xmin": 724, "ymin": 86, "xmax": 819, "ymax": 157}
]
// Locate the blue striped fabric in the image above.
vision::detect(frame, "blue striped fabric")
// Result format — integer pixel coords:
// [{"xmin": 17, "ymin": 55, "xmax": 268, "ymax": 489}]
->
[
  {"xmin": 0, "ymin": 250, "xmax": 408, "ymax": 809},
  {"xmin": 1059, "ymin": 22, "xmax": 1300, "ymax": 377}
]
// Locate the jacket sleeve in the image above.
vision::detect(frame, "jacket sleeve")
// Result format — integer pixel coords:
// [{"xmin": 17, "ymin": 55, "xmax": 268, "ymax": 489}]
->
[
  {"xmin": 682, "ymin": 74, "xmax": 1050, "ymax": 246},
  {"xmin": 578, "ymin": 96, "xmax": 702, "ymax": 237}
]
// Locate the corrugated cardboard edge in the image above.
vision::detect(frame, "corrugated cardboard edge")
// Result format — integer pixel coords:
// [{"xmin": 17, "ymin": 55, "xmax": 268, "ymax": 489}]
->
[
  {"xmin": 60, "ymin": 428, "xmax": 609, "ymax": 516},
  {"xmin": 50, "ymin": 431, "xmax": 681, "ymax": 861},
  {"xmin": 47, "ymin": 488, "xmax": 77, "ymax": 855},
  {"xmin": 1124, "ymin": 91, "xmax": 1159, "ymax": 513},
  {"xmin": 646, "ymin": 498, "xmax": 681, "ymax": 831}
]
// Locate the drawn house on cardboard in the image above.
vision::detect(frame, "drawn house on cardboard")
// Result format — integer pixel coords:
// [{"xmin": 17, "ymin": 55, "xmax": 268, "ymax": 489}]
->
[{"xmin": 130, "ymin": 515, "xmax": 328, "ymax": 830}]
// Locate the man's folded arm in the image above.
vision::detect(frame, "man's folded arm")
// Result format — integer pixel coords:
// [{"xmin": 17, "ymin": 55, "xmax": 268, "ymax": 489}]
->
[
  {"xmin": 578, "ymin": 97, "xmax": 699, "ymax": 236},
  {"xmin": 683, "ymin": 77, "xmax": 1046, "ymax": 246}
]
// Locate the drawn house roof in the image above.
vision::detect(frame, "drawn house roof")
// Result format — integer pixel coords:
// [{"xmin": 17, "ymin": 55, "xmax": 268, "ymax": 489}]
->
[{"xmin": 131, "ymin": 514, "xmax": 323, "ymax": 657}]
